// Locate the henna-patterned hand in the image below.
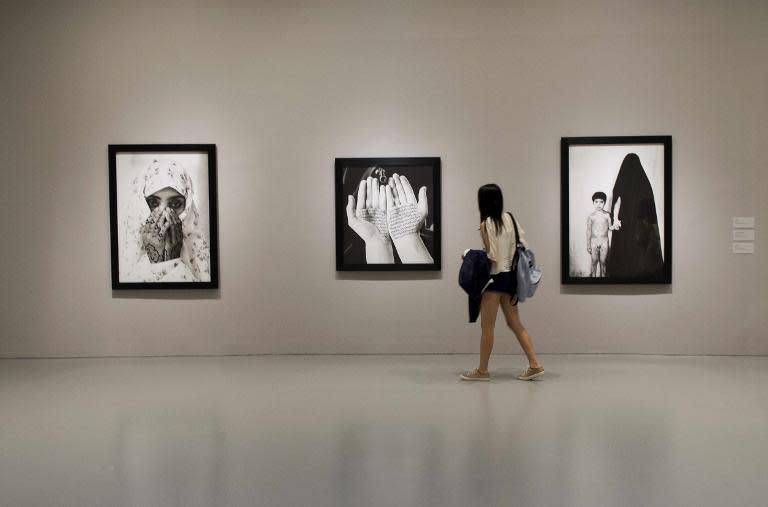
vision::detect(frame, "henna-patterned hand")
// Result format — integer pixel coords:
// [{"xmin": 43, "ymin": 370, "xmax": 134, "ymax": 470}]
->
[
  {"xmin": 140, "ymin": 208, "xmax": 183, "ymax": 263},
  {"xmin": 164, "ymin": 208, "xmax": 183, "ymax": 261},
  {"xmin": 140, "ymin": 208, "xmax": 166, "ymax": 263}
]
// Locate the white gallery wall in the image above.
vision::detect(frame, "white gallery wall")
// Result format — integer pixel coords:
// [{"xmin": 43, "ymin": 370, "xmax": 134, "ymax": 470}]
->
[{"xmin": 1, "ymin": 0, "xmax": 766, "ymax": 357}]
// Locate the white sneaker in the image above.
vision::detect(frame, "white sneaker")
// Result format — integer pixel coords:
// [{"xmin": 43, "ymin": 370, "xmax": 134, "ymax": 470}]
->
[
  {"xmin": 517, "ymin": 365, "xmax": 544, "ymax": 381},
  {"xmin": 460, "ymin": 369, "xmax": 490, "ymax": 381}
]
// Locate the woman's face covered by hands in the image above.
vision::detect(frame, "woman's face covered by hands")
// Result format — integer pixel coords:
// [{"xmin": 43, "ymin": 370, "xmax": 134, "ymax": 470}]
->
[{"xmin": 140, "ymin": 186, "xmax": 185, "ymax": 263}]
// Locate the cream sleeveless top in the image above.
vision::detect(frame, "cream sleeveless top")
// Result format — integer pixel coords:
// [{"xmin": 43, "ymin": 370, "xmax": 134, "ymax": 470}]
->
[{"xmin": 483, "ymin": 213, "xmax": 526, "ymax": 275}]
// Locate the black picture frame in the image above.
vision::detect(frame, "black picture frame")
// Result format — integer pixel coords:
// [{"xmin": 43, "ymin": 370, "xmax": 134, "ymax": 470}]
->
[
  {"xmin": 335, "ymin": 157, "xmax": 441, "ymax": 271},
  {"xmin": 561, "ymin": 136, "xmax": 672, "ymax": 284},
  {"xmin": 109, "ymin": 144, "xmax": 219, "ymax": 289}
]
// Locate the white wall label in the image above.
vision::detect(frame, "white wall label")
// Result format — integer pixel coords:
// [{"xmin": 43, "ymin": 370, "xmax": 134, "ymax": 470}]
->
[
  {"xmin": 733, "ymin": 217, "xmax": 755, "ymax": 228},
  {"xmin": 732, "ymin": 229, "xmax": 755, "ymax": 241},
  {"xmin": 733, "ymin": 242, "xmax": 755, "ymax": 254}
]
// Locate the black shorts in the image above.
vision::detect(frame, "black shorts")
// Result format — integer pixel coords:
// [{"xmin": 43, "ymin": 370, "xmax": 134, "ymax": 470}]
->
[{"xmin": 485, "ymin": 271, "xmax": 518, "ymax": 304}]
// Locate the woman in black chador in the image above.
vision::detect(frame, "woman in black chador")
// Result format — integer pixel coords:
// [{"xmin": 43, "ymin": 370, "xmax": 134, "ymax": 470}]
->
[{"xmin": 607, "ymin": 153, "xmax": 664, "ymax": 279}]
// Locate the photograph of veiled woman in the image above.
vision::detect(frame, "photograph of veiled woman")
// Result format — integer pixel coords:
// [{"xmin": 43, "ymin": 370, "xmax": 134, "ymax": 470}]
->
[{"xmin": 115, "ymin": 153, "xmax": 212, "ymax": 284}]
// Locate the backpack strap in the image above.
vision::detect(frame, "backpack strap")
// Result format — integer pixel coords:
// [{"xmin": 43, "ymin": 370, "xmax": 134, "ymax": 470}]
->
[
  {"xmin": 506, "ymin": 212, "xmax": 522, "ymax": 248},
  {"xmin": 506, "ymin": 212, "xmax": 522, "ymax": 270}
]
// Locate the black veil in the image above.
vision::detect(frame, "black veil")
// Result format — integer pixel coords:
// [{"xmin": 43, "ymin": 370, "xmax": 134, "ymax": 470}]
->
[{"xmin": 607, "ymin": 153, "xmax": 664, "ymax": 279}]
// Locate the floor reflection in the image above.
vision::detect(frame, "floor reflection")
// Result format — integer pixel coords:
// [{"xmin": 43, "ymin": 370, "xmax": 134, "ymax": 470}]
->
[
  {"xmin": 336, "ymin": 424, "xmax": 444, "ymax": 506},
  {"xmin": 117, "ymin": 414, "xmax": 225, "ymax": 507},
  {"xmin": 1, "ymin": 355, "xmax": 766, "ymax": 507}
]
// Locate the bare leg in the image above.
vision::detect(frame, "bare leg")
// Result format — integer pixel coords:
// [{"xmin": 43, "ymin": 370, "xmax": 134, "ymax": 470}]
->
[
  {"xmin": 500, "ymin": 296, "xmax": 541, "ymax": 368},
  {"xmin": 478, "ymin": 291, "xmax": 502, "ymax": 373},
  {"xmin": 593, "ymin": 248, "xmax": 601, "ymax": 277},
  {"xmin": 598, "ymin": 242, "xmax": 608, "ymax": 277}
]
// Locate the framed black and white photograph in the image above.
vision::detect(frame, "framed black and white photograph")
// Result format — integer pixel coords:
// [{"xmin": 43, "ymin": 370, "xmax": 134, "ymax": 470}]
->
[
  {"xmin": 335, "ymin": 157, "xmax": 441, "ymax": 271},
  {"xmin": 561, "ymin": 136, "xmax": 672, "ymax": 284},
  {"xmin": 109, "ymin": 144, "xmax": 219, "ymax": 289}
]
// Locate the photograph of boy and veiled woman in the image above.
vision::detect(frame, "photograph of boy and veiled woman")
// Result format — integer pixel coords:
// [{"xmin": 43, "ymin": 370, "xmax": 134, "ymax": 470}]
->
[
  {"xmin": 336, "ymin": 158, "xmax": 440, "ymax": 270},
  {"xmin": 110, "ymin": 146, "xmax": 218, "ymax": 288},
  {"xmin": 564, "ymin": 138, "xmax": 671, "ymax": 284}
]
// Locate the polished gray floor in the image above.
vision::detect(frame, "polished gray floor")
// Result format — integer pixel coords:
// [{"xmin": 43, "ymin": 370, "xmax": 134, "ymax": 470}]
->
[{"xmin": 1, "ymin": 354, "xmax": 766, "ymax": 507}]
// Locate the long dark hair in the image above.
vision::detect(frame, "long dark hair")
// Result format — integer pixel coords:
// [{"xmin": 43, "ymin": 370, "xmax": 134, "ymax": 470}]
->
[{"xmin": 478, "ymin": 183, "xmax": 503, "ymax": 234}]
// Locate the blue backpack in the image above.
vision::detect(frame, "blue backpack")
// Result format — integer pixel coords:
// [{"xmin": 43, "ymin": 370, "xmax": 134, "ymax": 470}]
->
[{"xmin": 509, "ymin": 213, "xmax": 542, "ymax": 303}]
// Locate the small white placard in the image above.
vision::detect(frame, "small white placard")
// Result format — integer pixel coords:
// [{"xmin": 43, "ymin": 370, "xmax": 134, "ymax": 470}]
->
[
  {"xmin": 733, "ymin": 242, "xmax": 755, "ymax": 254},
  {"xmin": 733, "ymin": 217, "xmax": 755, "ymax": 228},
  {"xmin": 732, "ymin": 229, "xmax": 755, "ymax": 241}
]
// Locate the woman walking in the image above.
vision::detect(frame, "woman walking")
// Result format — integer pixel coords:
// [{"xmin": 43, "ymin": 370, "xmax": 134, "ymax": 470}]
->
[{"xmin": 461, "ymin": 184, "xmax": 544, "ymax": 381}]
